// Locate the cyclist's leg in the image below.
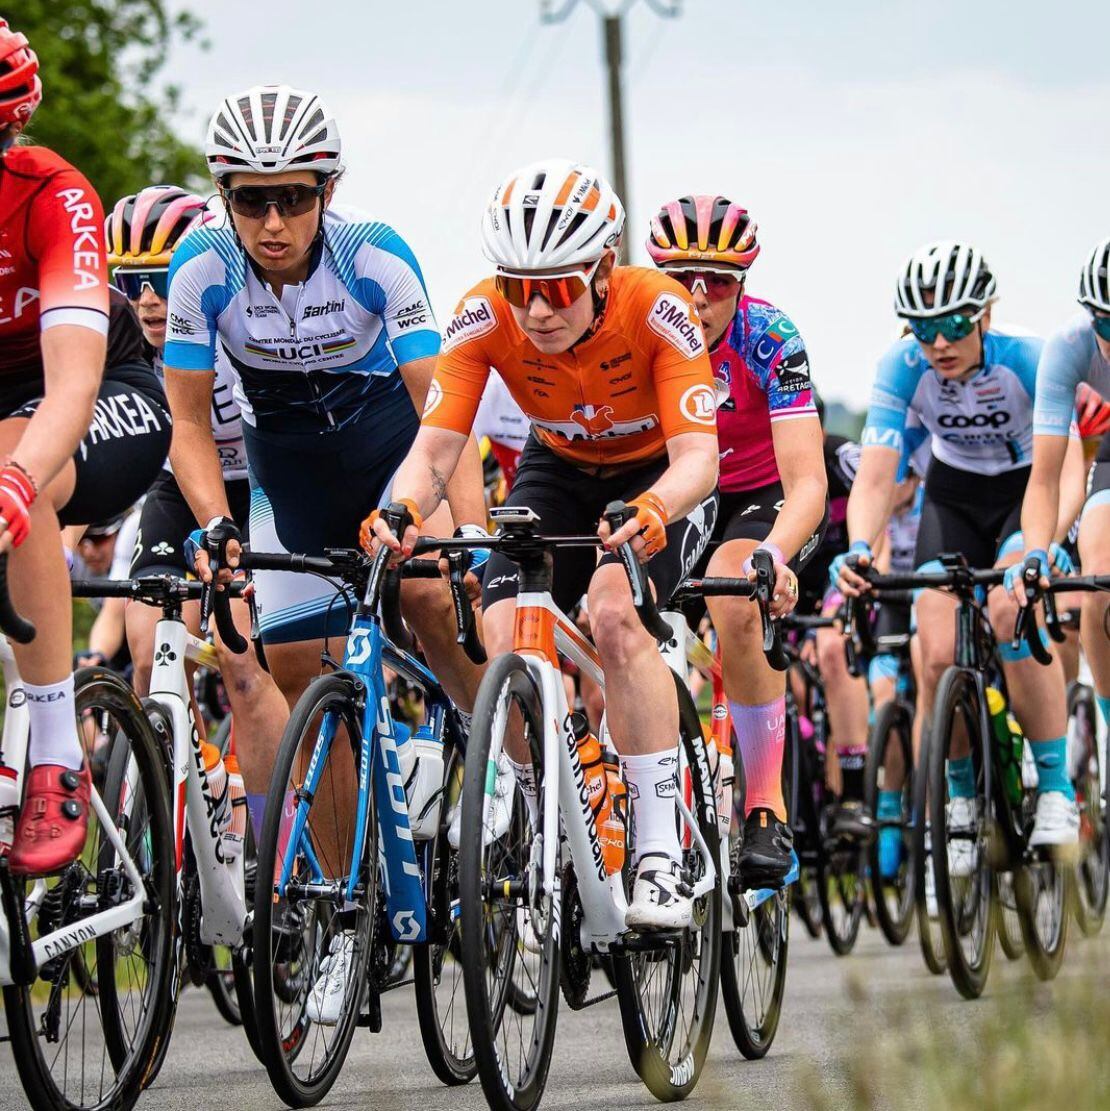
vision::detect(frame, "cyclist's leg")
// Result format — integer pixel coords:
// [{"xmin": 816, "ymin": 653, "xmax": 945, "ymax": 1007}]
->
[
  {"xmin": 10, "ymin": 374, "xmax": 171, "ymax": 872},
  {"xmin": 990, "ymin": 521, "xmax": 1074, "ymax": 846},
  {"xmin": 1079, "ymin": 462, "xmax": 1110, "ymax": 729}
]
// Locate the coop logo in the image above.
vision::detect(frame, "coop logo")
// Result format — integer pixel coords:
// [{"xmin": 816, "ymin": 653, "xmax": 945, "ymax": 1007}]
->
[{"xmin": 937, "ymin": 411, "xmax": 1010, "ymax": 429}]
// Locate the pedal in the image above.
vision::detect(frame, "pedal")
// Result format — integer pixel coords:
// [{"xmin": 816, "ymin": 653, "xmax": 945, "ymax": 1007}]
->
[{"xmin": 614, "ymin": 928, "xmax": 684, "ymax": 953}]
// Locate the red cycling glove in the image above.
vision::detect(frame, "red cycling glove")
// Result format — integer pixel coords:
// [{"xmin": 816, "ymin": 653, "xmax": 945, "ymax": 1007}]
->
[{"xmin": 0, "ymin": 464, "xmax": 37, "ymax": 548}]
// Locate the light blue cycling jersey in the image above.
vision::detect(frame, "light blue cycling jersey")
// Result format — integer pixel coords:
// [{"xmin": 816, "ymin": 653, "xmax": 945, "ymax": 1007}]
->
[
  {"xmin": 1033, "ymin": 312, "xmax": 1110, "ymax": 437},
  {"xmin": 862, "ymin": 327, "xmax": 1043, "ymax": 476},
  {"xmin": 163, "ymin": 204, "xmax": 439, "ymax": 434}
]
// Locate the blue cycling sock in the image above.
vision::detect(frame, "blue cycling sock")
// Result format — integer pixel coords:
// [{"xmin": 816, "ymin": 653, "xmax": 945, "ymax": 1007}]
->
[
  {"xmin": 1030, "ymin": 736, "xmax": 1074, "ymax": 799},
  {"xmin": 877, "ymin": 789, "xmax": 902, "ymax": 819},
  {"xmin": 947, "ymin": 755, "xmax": 976, "ymax": 799},
  {"xmin": 1098, "ymin": 696, "xmax": 1110, "ymax": 730}
]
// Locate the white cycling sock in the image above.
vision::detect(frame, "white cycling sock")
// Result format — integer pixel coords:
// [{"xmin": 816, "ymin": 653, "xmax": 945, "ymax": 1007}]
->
[
  {"xmin": 506, "ymin": 755, "xmax": 538, "ymax": 827},
  {"xmin": 621, "ymin": 747, "xmax": 681, "ymax": 866},
  {"xmin": 26, "ymin": 674, "xmax": 83, "ymax": 769}
]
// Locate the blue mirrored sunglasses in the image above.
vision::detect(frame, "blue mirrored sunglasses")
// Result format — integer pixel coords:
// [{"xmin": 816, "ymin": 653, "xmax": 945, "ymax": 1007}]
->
[
  {"xmin": 114, "ymin": 268, "xmax": 169, "ymax": 300},
  {"xmin": 907, "ymin": 312, "xmax": 979, "ymax": 345}
]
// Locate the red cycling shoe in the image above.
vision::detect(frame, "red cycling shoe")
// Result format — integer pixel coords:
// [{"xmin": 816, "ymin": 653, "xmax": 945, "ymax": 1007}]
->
[{"xmin": 8, "ymin": 763, "xmax": 91, "ymax": 876}]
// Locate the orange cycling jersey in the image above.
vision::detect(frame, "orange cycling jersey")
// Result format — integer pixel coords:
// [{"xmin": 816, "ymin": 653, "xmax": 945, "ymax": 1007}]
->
[
  {"xmin": 0, "ymin": 146, "xmax": 108, "ymax": 379},
  {"xmin": 424, "ymin": 266, "xmax": 717, "ymax": 467}
]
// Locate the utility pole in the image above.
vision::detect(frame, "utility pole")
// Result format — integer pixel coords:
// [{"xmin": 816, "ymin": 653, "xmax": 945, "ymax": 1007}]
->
[{"xmin": 541, "ymin": 0, "xmax": 681, "ymax": 262}]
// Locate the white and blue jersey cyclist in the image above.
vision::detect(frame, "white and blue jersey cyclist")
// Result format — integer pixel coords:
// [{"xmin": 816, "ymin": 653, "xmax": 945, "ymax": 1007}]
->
[
  {"xmin": 862, "ymin": 324, "xmax": 1042, "ymax": 574},
  {"xmin": 164, "ymin": 204, "xmax": 439, "ymax": 642}
]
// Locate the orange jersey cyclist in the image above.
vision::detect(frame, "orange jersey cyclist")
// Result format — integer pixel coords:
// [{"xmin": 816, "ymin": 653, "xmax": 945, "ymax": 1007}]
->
[{"xmin": 368, "ymin": 160, "xmax": 720, "ymax": 930}]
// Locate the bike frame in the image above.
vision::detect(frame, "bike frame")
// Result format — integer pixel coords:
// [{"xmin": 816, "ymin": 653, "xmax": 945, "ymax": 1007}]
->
[
  {"xmin": 147, "ymin": 612, "xmax": 248, "ymax": 946},
  {"xmin": 274, "ymin": 607, "xmax": 456, "ymax": 945},
  {"xmin": 0, "ymin": 640, "xmax": 150, "ymax": 985},
  {"xmin": 504, "ymin": 591, "xmax": 718, "ymax": 951}
]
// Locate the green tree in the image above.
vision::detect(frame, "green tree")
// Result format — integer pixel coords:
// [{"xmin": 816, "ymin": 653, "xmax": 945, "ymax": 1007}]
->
[{"xmin": 14, "ymin": 0, "xmax": 208, "ymax": 206}]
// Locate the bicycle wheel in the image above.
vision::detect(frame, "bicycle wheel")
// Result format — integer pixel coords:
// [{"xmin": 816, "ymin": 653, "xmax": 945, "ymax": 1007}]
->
[
  {"xmin": 929, "ymin": 667, "xmax": 995, "ymax": 1000},
  {"xmin": 4, "ymin": 671, "xmax": 175, "ymax": 1111},
  {"xmin": 866, "ymin": 700, "xmax": 915, "ymax": 946},
  {"xmin": 1014, "ymin": 858, "xmax": 1070, "ymax": 981},
  {"xmin": 613, "ymin": 676, "xmax": 721, "ymax": 1102},
  {"xmin": 817, "ymin": 836, "xmax": 865, "ymax": 956},
  {"xmin": 913, "ymin": 730, "xmax": 947, "ymax": 976},
  {"xmin": 252, "ymin": 672, "xmax": 377, "ymax": 1107},
  {"xmin": 794, "ymin": 865, "xmax": 823, "ymax": 938},
  {"xmin": 413, "ymin": 744, "xmax": 477, "ymax": 1086},
  {"xmin": 719, "ymin": 879, "xmax": 788, "ymax": 1059},
  {"xmin": 1069, "ymin": 683, "xmax": 1108, "ymax": 936},
  {"xmin": 460, "ymin": 654, "xmax": 560, "ymax": 1111},
  {"xmin": 996, "ymin": 871, "xmax": 1025, "ymax": 959}
]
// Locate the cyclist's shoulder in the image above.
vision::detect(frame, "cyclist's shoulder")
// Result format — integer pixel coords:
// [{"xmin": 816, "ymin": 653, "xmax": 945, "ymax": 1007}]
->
[
  {"xmin": 874, "ymin": 333, "xmax": 924, "ymax": 379},
  {"xmin": 3, "ymin": 143, "xmax": 80, "ymax": 188},
  {"xmin": 168, "ymin": 210, "xmax": 237, "ymax": 277},
  {"xmin": 3, "ymin": 146, "xmax": 99, "ymax": 231},
  {"xmin": 736, "ymin": 293, "xmax": 804, "ymax": 364},
  {"xmin": 983, "ymin": 323, "xmax": 1043, "ymax": 366},
  {"xmin": 1039, "ymin": 312, "xmax": 1098, "ymax": 367},
  {"xmin": 441, "ymin": 277, "xmax": 509, "ymax": 356},
  {"xmin": 324, "ymin": 205, "xmax": 422, "ymax": 270},
  {"xmin": 612, "ymin": 266, "xmax": 705, "ymax": 360}
]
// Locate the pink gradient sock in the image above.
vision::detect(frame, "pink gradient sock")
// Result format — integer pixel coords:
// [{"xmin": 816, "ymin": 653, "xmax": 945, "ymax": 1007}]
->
[{"xmin": 730, "ymin": 697, "xmax": 787, "ymax": 821}]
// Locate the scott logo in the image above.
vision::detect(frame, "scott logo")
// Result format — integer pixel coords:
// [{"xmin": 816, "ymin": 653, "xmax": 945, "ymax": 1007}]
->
[{"xmin": 937, "ymin": 411, "xmax": 1010, "ymax": 429}]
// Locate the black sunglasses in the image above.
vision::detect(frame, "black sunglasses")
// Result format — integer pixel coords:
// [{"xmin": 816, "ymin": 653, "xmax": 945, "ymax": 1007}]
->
[{"xmin": 224, "ymin": 182, "xmax": 326, "ymax": 219}]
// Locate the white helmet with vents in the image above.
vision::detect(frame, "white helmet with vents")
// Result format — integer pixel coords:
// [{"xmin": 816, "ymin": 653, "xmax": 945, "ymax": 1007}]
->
[
  {"xmin": 482, "ymin": 159, "xmax": 625, "ymax": 271},
  {"xmin": 205, "ymin": 84, "xmax": 341, "ymax": 179},
  {"xmin": 1078, "ymin": 236, "xmax": 1110, "ymax": 314},
  {"xmin": 894, "ymin": 240, "xmax": 997, "ymax": 319}
]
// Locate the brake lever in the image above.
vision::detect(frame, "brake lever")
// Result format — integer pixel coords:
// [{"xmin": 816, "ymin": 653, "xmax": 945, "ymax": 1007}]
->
[
  {"xmin": 751, "ymin": 549, "xmax": 789, "ymax": 672},
  {"xmin": 447, "ymin": 549, "xmax": 487, "ymax": 665},
  {"xmin": 843, "ymin": 597, "xmax": 862, "ymax": 679},
  {"xmin": 1043, "ymin": 589, "xmax": 1066, "ymax": 644},
  {"xmin": 1012, "ymin": 558, "xmax": 1052, "ymax": 666}
]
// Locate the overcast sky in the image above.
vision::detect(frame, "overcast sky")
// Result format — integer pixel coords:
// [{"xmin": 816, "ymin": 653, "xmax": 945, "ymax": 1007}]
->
[{"xmin": 162, "ymin": 0, "xmax": 1108, "ymax": 407}]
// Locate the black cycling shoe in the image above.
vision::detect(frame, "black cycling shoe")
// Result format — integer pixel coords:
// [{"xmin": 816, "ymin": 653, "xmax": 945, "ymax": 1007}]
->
[
  {"xmin": 828, "ymin": 800, "xmax": 877, "ymax": 845},
  {"xmin": 739, "ymin": 807, "xmax": 794, "ymax": 891}
]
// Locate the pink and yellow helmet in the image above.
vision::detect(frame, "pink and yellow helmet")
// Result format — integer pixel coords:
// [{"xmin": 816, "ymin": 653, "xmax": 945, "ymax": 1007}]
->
[
  {"xmin": 106, "ymin": 186, "xmax": 209, "ymax": 269},
  {"xmin": 646, "ymin": 195, "xmax": 759, "ymax": 270}
]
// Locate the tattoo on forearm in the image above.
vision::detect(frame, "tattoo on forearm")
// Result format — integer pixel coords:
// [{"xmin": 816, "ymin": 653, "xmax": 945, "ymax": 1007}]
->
[{"xmin": 429, "ymin": 465, "xmax": 448, "ymax": 505}]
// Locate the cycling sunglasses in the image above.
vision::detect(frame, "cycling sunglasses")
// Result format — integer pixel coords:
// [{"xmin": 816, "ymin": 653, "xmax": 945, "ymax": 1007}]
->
[
  {"xmin": 223, "ymin": 182, "xmax": 326, "ymax": 219},
  {"xmin": 114, "ymin": 268, "xmax": 169, "ymax": 300},
  {"xmin": 1090, "ymin": 312, "xmax": 1110, "ymax": 342},
  {"xmin": 663, "ymin": 266, "xmax": 744, "ymax": 301},
  {"xmin": 495, "ymin": 258, "xmax": 601, "ymax": 310},
  {"xmin": 907, "ymin": 308, "xmax": 984, "ymax": 345}
]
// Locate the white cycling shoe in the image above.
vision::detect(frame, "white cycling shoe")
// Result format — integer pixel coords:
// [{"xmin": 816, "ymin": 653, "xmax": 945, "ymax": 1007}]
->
[
  {"xmin": 305, "ymin": 930, "xmax": 355, "ymax": 1026},
  {"xmin": 447, "ymin": 752, "xmax": 515, "ymax": 850},
  {"xmin": 946, "ymin": 797, "xmax": 977, "ymax": 879},
  {"xmin": 1029, "ymin": 791, "xmax": 1080, "ymax": 848},
  {"xmin": 625, "ymin": 853, "xmax": 692, "ymax": 931}
]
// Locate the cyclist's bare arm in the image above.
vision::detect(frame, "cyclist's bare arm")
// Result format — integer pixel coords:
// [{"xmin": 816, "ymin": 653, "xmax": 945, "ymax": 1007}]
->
[
  {"xmin": 15, "ymin": 326, "xmax": 104, "ymax": 492},
  {"xmin": 763, "ymin": 416, "xmax": 827, "ymax": 560},
  {"xmin": 1020, "ymin": 432, "xmax": 1069, "ymax": 555},
  {"xmin": 1055, "ymin": 432, "xmax": 1087, "ymax": 542},
  {"xmin": 399, "ymin": 355, "xmax": 486, "ymax": 529},
  {"xmin": 602, "ymin": 431, "xmax": 717, "ymax": 550},
  {"xmin": 839, "ymin": 443, "xmax": 900, "ymax": 594}
]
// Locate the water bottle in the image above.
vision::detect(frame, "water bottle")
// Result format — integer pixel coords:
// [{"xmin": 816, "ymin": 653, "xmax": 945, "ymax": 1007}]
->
[
  {"xmin": 600, "ymin": 752, "xmax": 627, "ymax": 875},
  {"xmin": 222, "ymin": 752, "xmax": 247, "ymax": 859},
  {"xmin": 570, "ymin": 712, "xmax": 611, "ymax": 823},
  {"xmin": 0, "ymin": 763, "xmax": 18, "ymax": 851},
  {"xmin": 986, "ymin": 687, "xmax": 1023, "ymax": 805},
  {"xmin": 408, "ymin": 724, "xmax": 445, "ymax": 840},
  {"xmin": 201, "ymin": 741, "xmax": 232, "ymax": 839}
]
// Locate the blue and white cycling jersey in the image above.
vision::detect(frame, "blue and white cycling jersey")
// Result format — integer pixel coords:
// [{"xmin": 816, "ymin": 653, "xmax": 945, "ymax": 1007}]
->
[
  {"xmin": 862, "ymin": 327, "xmax": 1043, "ymax": 476},
  {"xmin": 163, "ymin": 204, "xmax": 439, "ymax": 434},
  {"xmin": 1033, "ymin": 312, "xmax": 1110, "ymax": 437}
]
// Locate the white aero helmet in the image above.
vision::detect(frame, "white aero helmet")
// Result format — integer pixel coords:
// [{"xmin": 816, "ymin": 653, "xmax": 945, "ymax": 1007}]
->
[
  {"xmin": 205, "ymin": 84, "xmax": 341, "ymax": 179},
  {"xmin": 894, "ymin": 240, "xmax": 997, "ymax": 319},
  {"xmin": 482, "ymin": 159, "xmax": 625, "ymax": 271},
  {"xmin": 1078, "ymin": 236, "xmax": 1110, "ymax": 313}
]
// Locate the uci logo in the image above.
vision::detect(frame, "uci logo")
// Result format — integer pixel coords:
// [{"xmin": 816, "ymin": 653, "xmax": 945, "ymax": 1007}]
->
[{"xmin": 937, "ymin": 411, "xmax": 1010, "ymax": 429}]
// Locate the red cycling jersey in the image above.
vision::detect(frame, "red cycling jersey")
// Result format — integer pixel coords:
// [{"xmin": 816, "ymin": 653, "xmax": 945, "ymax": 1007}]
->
[{"xmin": 0, "ymin": 146, "xmax": 108, "ymax": 379}]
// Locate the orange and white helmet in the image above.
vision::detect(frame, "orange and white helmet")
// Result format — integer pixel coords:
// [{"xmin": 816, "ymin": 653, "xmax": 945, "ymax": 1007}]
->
[
  {"xmin": 481, "ymin": 159, "xmax": 625, "ymax": 271},
  {"xmin": 646, "ymin": 195, "xmax": 760, "ymax": 270}
]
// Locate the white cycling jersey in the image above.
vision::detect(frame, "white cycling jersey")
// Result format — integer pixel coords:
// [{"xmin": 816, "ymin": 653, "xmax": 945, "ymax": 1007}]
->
[{"xmin": 1033, "ymin": 312, "xmax": 1110, "ymax": 437}]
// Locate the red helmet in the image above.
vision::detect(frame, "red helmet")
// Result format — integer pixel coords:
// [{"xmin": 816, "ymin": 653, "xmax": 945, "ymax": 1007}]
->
[
  {"xmin": 1076, "ymin": 382, "xmax": 1110, "ymax": 440},
  {"xmin": 0, "ymin": 20, "xmax": 41, "ymax": 129}
]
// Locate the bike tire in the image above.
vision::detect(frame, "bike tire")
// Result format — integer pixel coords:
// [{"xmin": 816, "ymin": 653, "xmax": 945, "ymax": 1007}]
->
[
  {"xmin": 929, "ymin": 667, "xmax": 995, "ymax": 1000},
  {"xmin": 5, "ymin": 671, "xmax": 176, "ymax": 1111},
  {"xmin": 866, "ymin": 700, "xmax": 915, "ymax": 946},
  {"xmin": 996, "ymin": 871, "xmax": 1026, "ymax": 960},
  {"xmin": 251, "ymin": 671, "xmax": 377, "ymax": 1107},
  {"xmin": 612, "ymin": 673, "xmax": 721, "ymax": 1101},
  {"xmin": 913, "ymin": 729, "xmax": 947, "ymax": 976},
  {"xmin": 1014, "ymin": 859, "xmax": 1070, "ymax": 981},
  {"xmin": 459, "ymin": 653, "xmax": 560, "ymax": 1111},
  {"xmin": 1068, "ymin": 682, "xmax": 1108, "ymax": 936}
]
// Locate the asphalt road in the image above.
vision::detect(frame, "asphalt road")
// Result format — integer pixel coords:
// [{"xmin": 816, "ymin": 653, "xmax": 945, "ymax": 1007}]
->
[{"xmin": 2, "ymin": 920, "xmax": 1103, "ymax": 1111}]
